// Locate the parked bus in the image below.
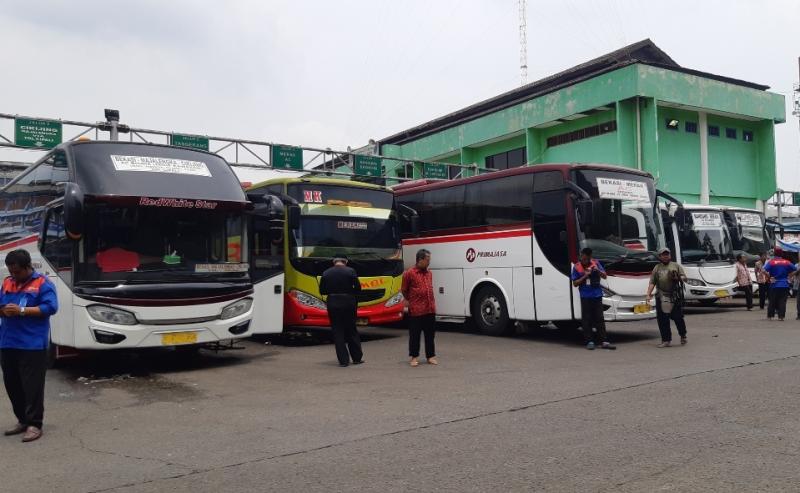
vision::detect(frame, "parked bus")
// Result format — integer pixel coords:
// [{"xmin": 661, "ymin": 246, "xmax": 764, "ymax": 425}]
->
[
  {"xmin": 394, "ymin": 164, "xmax": 665, "ymax": 336},
  {"xmin": 660, "ymin": 203, "xmax": 737, "ymax": 305},
  {"xmin": 245, "ymin": 177, "xmax": 405, "ymax": 331},
  {"xmin": 0, "ymin": 141, "xmax": 261, "ymax": 357}
]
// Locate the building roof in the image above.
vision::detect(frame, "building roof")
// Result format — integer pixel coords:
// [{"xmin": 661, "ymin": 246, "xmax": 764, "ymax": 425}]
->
[{"xmin": 380, "ymin": 39, "xmax": 770, "ymax": 147}]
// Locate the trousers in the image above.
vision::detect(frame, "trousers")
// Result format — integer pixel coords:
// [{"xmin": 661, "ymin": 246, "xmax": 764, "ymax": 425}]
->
[
  {"xmin": 768, "ymin": 287, "xmax": 789, "ymax": 320},
  {"xmin": 408, "ymin": 313, "xmax": 436, "ymax": 358},
  {"xmin": 1, "ymin": 349, "xmax": 47, "ymax": 429},
  {"xmin": 738, "ymin": 284, "xmax": 753, "ymax": 309},
  {"xmin": 758, "ymin": 283, "xmax": 768, "ymax": 309},
  {"xmin": 656, "ymin": 297, "xmax": 687, "ymax": 342},
  {"xmin": 327, "ymin": 305, "xmax": 363, "ymax": 366},
  {"xmin": 580, "ymin": 297, "xmax": 608, "ymax": 344}
]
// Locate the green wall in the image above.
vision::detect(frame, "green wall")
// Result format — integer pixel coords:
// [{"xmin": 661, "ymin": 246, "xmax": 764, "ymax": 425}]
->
[{"xmin": 655, "ymin": 107, "xmax": 701, "ymax": 195}]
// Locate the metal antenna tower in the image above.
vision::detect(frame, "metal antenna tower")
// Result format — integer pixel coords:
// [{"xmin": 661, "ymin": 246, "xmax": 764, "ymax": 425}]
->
[{"xmin": 519, "ymin": 0, "xmax": 528, "ymax": 86}]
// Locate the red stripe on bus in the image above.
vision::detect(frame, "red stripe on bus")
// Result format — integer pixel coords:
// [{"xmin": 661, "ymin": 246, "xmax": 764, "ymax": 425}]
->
[
  {"xmin": 403, "ymin": 228, "xmax": 531, "ymax": 245},
  {"xmin": 0, "ymin": 235, "xmax": 39, "ymax": 250}
]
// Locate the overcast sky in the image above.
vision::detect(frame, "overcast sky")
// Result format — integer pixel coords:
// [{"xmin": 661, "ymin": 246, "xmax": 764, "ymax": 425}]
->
[{"xmin": 1, "ymin": 0, "xmax": 799, "ymax": 188}]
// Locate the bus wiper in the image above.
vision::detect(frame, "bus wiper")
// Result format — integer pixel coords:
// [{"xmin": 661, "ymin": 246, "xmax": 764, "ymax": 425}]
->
[{"xmin": 348, "ymin": 251, "xmax": 393, "ymax": 263}]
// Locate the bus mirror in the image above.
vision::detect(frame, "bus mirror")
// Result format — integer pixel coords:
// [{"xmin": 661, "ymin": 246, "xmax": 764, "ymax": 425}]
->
[
  {"xmin": 578, "ymin": 200, "xmax": 594, "ymax": 227},
  {"xmin": 288, "ymin": 206, "xmax": 301, "ymax": 229},
  {"xmin": 265, "ymin": 194, "xmax": 284, "ymax": 219},
  {"xmin": 63, "ymin": 183, "xmax": 84, "ymax": 239},
  {"xmin": 410, "ymin": 215, "xmax": 419, "ymax": 235}
]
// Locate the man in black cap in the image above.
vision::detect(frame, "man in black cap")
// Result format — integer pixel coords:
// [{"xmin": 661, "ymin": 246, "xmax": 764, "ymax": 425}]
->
[
  {"xmin": 319, "ymin": 256, "xmax": 363, "ymax": 366},
  {"xmin": 646, "ymin": 247, "xmax": 688, "ymax": 347}
]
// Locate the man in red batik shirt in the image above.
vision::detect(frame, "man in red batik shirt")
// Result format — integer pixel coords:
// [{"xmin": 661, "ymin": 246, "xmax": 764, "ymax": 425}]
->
[{"xmin": 401, "ymin": 249, "xmax": 437, "ymax": 367}]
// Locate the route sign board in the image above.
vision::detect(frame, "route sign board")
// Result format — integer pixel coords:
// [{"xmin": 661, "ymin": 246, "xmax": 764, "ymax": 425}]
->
[
  {"xmin": 14, "ymin": 118, "xmax": 62, "ymax": 149},
  {"xmin": 424, "ymin": 162, "xmax": 449, "ymax": 179},
  {"xmin": 271, "ymin": 145, "xmax": 304, "ymax": 170},
  {"xmin": 354, "ymin": 155, "xmax": 381, "ymax": 177},
  {"xmin": 170, "ymin": 134, "xmax": 209, "ymax": 151}
]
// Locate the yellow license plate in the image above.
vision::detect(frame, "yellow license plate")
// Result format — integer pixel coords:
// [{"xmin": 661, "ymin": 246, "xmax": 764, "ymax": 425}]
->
[
  {"xmin": 356, "ymin": 318, "xmax": 369, "ymax": 326},
  {"xmin": 714, "ymin": 289, "xmax": 729, "ymax": 298},
  {"xmin": 633, "ymin": 303, "xmax": 651, "ymax": 314},
  {"xmin": 161, "ymin": 332, "xmax": 198, "ymax": 345}
]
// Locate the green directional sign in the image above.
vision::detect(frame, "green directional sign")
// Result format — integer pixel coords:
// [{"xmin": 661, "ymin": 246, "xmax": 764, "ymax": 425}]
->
[
  {"xmin": 424, "ymin": 162, "xmax": 449, "ymax": 179},
  {"xmin": 354, "ymin": 155, "xmax": 381, "ymax": 177},
  {"xmin": 271, "ymin": 144, "xmax": 303, "ymax": 170},
  {"xmin": 793, "ymin": 192, "xmax": 800, "ymax": 206},
  {"xmin": 14, "ymin": 118, "xmax": 62, "ymax": 149},
  {"xmin": 170, "ymin": 134, "xmax": 209, "ymax": 151}
]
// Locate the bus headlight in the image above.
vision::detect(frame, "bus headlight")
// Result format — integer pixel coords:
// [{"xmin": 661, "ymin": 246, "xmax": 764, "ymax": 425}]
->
[
  {"xmin": 291, "ymin": 290, "xmax": 327, "ymax": 310},
  {"xmin": 384, "ymin": 292, "xmax": 404, "ymax": 307},
  {"xmin": 87, "ymin": 305, "xmax": 138, "ymax": 326},
  {"xmin": 685, "ymin": 278, "xmax": 706, "ymax": 286},
  {"xmin": 221, "ymin": 297, "xmax": 253, "ymax": 320}
]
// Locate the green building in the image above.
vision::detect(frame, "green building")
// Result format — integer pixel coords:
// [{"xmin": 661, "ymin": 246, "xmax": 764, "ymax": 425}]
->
[{"xmin": 377, "ymin": 40, "xmax": 785, "ymax": 209}]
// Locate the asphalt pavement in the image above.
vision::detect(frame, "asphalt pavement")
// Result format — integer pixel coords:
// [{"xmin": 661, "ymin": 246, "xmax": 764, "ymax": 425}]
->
[{"xmin": 1, "ymin": 299, "xmax": 800, "ymax": 492}]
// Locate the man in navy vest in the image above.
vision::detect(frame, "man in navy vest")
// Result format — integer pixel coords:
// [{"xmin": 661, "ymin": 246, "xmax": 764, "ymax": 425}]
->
[
  {"xmin": 571, "ymin": 248, "xmax": 615, "ymax": 350},
  {"xmin": 0, "ymin": 249, "xmax": 59, "ymax": 443}
]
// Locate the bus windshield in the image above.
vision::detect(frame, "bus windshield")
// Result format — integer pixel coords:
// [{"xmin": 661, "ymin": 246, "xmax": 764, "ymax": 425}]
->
[
  {"xmin": 730, "ymin": 211, "xmax": 768, "ymax": 259},
  {"xmin": 79, "ymin": 204, "xmax": 248, "ymax": 283},
  {"xmin": 680, "ymin": 210, "xmax": 733, "ymax": 264},
  {"xmin": 573, "ymin": 170, "xmax": 664, "ymax": 273}
]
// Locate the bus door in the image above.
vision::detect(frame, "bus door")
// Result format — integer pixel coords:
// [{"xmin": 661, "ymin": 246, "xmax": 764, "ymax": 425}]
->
[
  {"xmin": 248, "ymin": 194, "xmax": 286, "ymax": 334},
  {"xmin": 531, "ymin": 172, "xmax": 573, "ymax": 321}
]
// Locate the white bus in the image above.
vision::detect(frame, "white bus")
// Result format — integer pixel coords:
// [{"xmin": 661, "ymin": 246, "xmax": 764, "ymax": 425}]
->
[
  {"xmin": 660, "ymin": 203, "xmax": 737, "ymax": 305},
  {"xmin": 0, "ymin": 141, "xmax": 262, "ymax": 358},
  {"xmin": 721, "ymin": 206, "xmax": 771, "ymax": 287},
  {"xmin": 394, "ymin": 164, "xmax": 665, "ymax": 336}
]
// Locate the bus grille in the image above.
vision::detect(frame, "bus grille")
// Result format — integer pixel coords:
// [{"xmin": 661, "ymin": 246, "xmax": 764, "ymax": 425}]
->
[{"xmin": 356, "ymin": 289, "xmax": 385, "ymax": 303}]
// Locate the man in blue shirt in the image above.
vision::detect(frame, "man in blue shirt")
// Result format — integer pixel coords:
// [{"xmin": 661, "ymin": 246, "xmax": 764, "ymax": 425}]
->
[
  {"xmin": 764, "ymin": 247, "xmax": 796, "ymax": 321},
  {"xmin": 571, "ymin": 248, "xmax": 615, "ymax": 350},
  {"xmin": 1, "ymin": 249, "xmax": 59, "ymax": 443}
]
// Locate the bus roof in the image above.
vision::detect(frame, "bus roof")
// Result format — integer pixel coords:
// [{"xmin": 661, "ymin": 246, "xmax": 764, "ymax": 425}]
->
[
  {"xmin": 248, "ymin": 176, "xmax": 390, "ymax": 192},
  {"xmin": 64, "ymin": 141, "xmax": 247, "ymax": 204},
  {"xmin": 392, "ymin": 163, "xmax": 654, "ymax": 195}
]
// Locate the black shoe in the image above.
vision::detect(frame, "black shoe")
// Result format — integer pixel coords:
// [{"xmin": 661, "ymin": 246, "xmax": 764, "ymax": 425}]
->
[
  {"xmin": 601, "ymin": 342, "xmax": 617, "ymax": 350},
  {"xmin": 352, "ymin": 360, "xmax": 364, "ymax": 365},
  {"xmin": 339, "ymin": 363, "xmax": 349, "ymax": 367}
]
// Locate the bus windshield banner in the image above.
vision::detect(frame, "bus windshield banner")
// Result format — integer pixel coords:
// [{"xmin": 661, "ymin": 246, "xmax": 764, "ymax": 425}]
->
[
  {"xmin": 692, "ymin": 212, "xmax": 722, "ymax": 228},
  {"xmin": 110, "ymin": 155, "xmax": 212, "ymax": 177},
  {"xmin": 596, "ymin": 178, "xmax": 650, "ymax": 202},
  {"xmin": 734, "ymin": 212, "xmax": 762, "ymax": 227}
]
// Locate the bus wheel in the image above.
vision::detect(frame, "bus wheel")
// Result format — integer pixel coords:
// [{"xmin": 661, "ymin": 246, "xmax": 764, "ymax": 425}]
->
[
  {"xmin": 46, "ymin": 341, "xmax": 59, "ymax": 369},
  {"xmin": 472, "ymin": 285, "xmax": 511, "ymax": 336}
]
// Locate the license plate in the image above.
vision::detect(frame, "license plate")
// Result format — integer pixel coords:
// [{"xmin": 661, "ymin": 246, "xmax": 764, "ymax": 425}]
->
[
  {"xmin": 633, "ymin": 303, "xmax": 651, "ymax": 314},
  {"xmin": 714, "ymin": 289, "xmax": 729, "ymax": 298},
  {"xmin": 161, "ymin": 332, "xmax": 198, "ymax": 345},
  {"xmin": 356, "ymin": 318, "xmax": 369, "ymax": 326}
]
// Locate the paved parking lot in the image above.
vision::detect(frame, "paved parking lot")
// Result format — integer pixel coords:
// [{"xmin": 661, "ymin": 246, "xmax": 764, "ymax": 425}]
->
[{"xmin": 2, "ymin": 300, "xmax": 800, "ymax": 492}]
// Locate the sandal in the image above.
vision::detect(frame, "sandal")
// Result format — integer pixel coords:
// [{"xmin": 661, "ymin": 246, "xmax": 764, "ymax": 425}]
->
[{"xmin": 409, "ymin": 358, "xmax": 419, "ymax": 367}]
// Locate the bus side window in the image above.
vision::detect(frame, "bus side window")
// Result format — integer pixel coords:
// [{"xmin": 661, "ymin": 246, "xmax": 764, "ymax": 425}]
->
[
  {"xmin": 532, "ymin": 172, "xmax": 570, "ymax": 275},
  {"xmin": 42, "ymin": 207, "xmax": 73, "ymax": 285}
]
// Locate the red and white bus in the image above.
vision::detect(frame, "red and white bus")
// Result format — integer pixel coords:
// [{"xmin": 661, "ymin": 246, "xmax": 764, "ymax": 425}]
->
[{"xmin": 394, "ymin": 164, "xmax": 665, "ymax": 336}]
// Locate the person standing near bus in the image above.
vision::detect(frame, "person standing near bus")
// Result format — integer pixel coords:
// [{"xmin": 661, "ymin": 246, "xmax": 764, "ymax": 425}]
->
[
  {"xmin": 571, "ymin": 248, "xmax": 615, "ymax": 350},
  {"xmin": 735, "ymin": 253, "xmax": 754, "ymax": 311},
  {"xmin": 754, "ymin": 252, "xmax": 769, "ymax": 310},
  {"xmin": 402, "ymin": 249, "xmax": 437, "ymax": 367},
  {"xmin": 319, "ymin": 257, "xmax": 363, "ymax": 367},
  {"xmin": 0, "ymin": 249, "xmax": 59, "ymax": 443},
  {"xmin": 764, "ymin": 247, "xmax": 795, "ymax": 321},
  {"xmin": 646, "ymin": 247, "xmax": 688, "ymax": 348}
]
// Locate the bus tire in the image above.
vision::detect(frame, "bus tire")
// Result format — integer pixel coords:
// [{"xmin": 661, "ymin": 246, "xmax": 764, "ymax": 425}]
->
[
  {"xmin": 472, "ymin": 285, "xmax": 512, "ymax": 336},
  {"xmin": 46, "ymin": 340, "xmax": 59, "ymax": 369}
]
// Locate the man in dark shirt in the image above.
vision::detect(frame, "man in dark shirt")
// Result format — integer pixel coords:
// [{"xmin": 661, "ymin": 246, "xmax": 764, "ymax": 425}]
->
[{"xmin": 319, "ymin": 257, "xmax": 363, "ymax": 367}]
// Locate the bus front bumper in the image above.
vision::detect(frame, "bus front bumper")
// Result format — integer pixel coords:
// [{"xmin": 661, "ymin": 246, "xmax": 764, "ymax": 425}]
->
[
  {"xmin": 284, "ymin": 295, "xmax": 405, "ymax": 329},
  {"xmin": 602, "ymin": 295, "xmax": 656, "ymax": 321},
  {"xmin": 683, "ymin": 282, "xmax": 738, "ymax": 301}
]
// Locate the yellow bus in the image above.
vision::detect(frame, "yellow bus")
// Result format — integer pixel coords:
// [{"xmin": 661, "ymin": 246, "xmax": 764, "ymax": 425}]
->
[{"xmin": 246, "ymin": 177, "xmax": 405, "ymax": 331}]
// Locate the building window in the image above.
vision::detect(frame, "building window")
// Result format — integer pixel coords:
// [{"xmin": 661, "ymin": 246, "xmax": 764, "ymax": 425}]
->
[
  {"xmin": 685, "ymin": 122, "xmax": 697, "ymax": 133},
  {"xmin": 708, "ymin": 125, "xmax": 720, "ymax": 137},
  {"xmin": 743, "ymin": 130, "xmax": 754, "ymax": 142},
  {"xmin": 726, "ymin": 128, "xmax": 737, "ymax": 140},
  {"xmin": 485, "ymin": 146, "xmax": 527, "ymax": 170},
  {"xmin": 546, "ymin": 120, "xmax": 618, "ymax": 148},
  {"xmin": 665, "ymin": 119, "xmax": 680, "ymax": 131}
]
